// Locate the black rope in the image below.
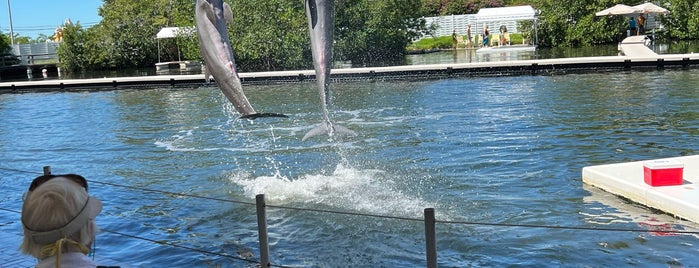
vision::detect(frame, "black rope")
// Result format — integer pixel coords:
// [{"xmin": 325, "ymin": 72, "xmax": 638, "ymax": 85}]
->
[
  {"xmin": 4, "ymin": 166, "xmax": 698, "ymax": 234},
  {"xmin": 268, "ymin": 204, "xmax": 423, "ymax": 222},
  {"xmin": 0, "ymin": 167, "xmax": 42, "ymax": 175},
  {"xmin": 90, "ymin": 180, "xmax": 255, "ymax": 206},
  {"xmin": 437, "ymin": 219, "xmax": 699, "ymax": 235},
  {"xmin": 99, "ymin": 229, "xmax": 258, "ymax": 264}
]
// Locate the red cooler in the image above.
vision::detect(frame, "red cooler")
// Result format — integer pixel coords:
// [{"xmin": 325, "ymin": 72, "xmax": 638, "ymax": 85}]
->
[{"xmin": 643, "ymin": 159, "xmax": 684, "ymax": 186}]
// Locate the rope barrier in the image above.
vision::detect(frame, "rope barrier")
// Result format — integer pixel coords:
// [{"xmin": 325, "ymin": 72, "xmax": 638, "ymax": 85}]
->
[
  {"xmin": 437, "ymin": 219, "xmax": 699, "ymax": 235},
  {"xmin": 0, "ymin": 205, "xmax": 295, "ymax": 268},
  {"xmin": 2, "ymin": 165, "xmax": 697, "ymax": 267},
  {"xmin": 98, "ymin": 229, "xmax": 258, "ymax": 265},
  {"xmin": 2, "ymin": 166, "xmax": 696, "ymax": 234}
]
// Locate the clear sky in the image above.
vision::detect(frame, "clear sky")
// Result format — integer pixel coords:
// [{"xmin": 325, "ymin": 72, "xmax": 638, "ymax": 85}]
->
[{"xmin": 0, "ymin": 0, "xmax": 103, "ymax": 38}]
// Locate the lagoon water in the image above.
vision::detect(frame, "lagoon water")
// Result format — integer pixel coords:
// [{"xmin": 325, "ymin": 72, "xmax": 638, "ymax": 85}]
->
[{"xmin": 2, "ymin": 69, "xmax": 699, "ymax": 267}]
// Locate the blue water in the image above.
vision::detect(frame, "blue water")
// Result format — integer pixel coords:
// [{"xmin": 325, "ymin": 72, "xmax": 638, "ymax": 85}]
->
[{"xmin": 2, "ymin": 69, "xmax": 699, "ymax": 267}]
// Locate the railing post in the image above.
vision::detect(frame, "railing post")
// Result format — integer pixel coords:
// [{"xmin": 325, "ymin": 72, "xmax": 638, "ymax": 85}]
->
[
  {"xmin": 256, "ymin": 194, "xmax": 270, "ymax": 267},
  {"xmin": 43, "ymin": 166, "xmax": 51, "ymax": 175},
  {"xmin": 424, "ymin": 208, "xmax": 437, "ymax": 268}
]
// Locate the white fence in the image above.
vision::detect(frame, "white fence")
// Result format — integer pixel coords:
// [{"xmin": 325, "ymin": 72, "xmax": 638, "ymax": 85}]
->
[{"xmin": 421, "ymin": 14, "xmax": 529, "ymax": 40}]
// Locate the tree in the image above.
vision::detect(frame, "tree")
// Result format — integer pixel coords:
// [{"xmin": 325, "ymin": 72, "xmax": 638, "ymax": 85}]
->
[
  {"xmin": 421, "ymin": 0, "xmax": 504, "ymax": 16},
  {"xmin": 227, "ymin": 0, "xmax": 309, "ymax": 71},
  {"xmin": 0, "ymin": 32, "xmax": 20, "ymax": 66},
  {"xmin": 659, "ymin": 0, "xmax": 699, "ymax": 40},
  {"xmin": 56, "ymin": 23, "xmax": 89, "ymax": 71},
  {"xmin": 335, "ymin": 0, "xmax": 428, "ymax": 66},
  {"xmin": 533, "ymin": 0, "xmax": 641, "ymax": 47}
]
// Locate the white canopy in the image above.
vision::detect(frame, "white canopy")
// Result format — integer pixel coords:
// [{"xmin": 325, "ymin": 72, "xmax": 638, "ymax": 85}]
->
[
  {"xmin": 156, "ymin": 27, "xmax": 195, "ymax": 39},
  {"xmin": 476, "ymin": 5, "xmax": 536, "ymax": 22},
  {"xmin": 633, "ymin": 3, "xmax": 668, "ymax": 14},
  {"xmin": 596, "ymin": 4, "xmax": 639, "ymax": 16}
]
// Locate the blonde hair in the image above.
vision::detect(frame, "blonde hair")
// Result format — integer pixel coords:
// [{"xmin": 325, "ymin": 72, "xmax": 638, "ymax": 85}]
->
[{"xmin": 21, "ymin": 177, "xmax": 99, "ymax": 259}]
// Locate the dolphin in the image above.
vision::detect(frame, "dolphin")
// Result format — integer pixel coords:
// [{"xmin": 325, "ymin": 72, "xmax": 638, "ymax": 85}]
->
[
  {"xmin": 195, "ymin": 0, "xmax": 286, "ymax": 119},
  {"xmin": 302, "ymin": 0, "xmax": 357, "ymax": 141}
]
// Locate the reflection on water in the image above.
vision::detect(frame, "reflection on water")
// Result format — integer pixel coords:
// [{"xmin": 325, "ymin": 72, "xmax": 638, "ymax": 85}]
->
[{"xmin": 2, "ymin": 70, "xmax": 699, "ymax": 266}]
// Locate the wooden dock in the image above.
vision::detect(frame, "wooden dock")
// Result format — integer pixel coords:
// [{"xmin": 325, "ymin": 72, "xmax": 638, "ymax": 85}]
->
[{"xmin": 2, "ymin": 53, "xmax": 699, "ymax": 93}]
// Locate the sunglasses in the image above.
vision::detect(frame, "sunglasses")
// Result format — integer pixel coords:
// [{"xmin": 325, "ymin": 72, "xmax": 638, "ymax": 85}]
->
[{"xmin": 29, "ymin": 174, "xmax": 89, "ymax": 192}]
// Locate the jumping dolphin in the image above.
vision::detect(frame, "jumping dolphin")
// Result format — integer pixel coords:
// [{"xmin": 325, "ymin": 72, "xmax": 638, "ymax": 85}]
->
[
  {"xmin": 195, "ymin": 0, "xmax": 286, "ymax": 119},
  {"xmin": 302, "ymin": 0, "xmax": 357, "ymax": 141}
]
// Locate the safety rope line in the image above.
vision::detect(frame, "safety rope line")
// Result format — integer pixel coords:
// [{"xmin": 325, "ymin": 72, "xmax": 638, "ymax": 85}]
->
[
  {"xmin": 268, "ymin": 204, "xmax": 423, "ymax": 222},
  {"xmin": 98, "ymin": 229, "xmax": 256, "ymax": 264},
  {"xmin": 0, "ymin": 207, "xmax": 294, "ymax": 268},
  {"xmin": 2, "ymin": 166, "xmax": 698, "ymax": 255},
  {"xmin": 437, "ymin": 219, "xmax": 699, "ymax": 235}
]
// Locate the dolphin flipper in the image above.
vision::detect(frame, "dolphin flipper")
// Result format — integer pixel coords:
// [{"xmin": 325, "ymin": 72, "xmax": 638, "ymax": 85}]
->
[{"xmin": 240, "ymin": 113, "xmax": 289, "ymax": 120}]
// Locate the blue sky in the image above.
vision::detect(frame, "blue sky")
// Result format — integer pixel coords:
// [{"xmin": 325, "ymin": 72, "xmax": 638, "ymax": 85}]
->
[{"xmin": 0, "ymin": 0, "xmax": 103, "ymax": 38}]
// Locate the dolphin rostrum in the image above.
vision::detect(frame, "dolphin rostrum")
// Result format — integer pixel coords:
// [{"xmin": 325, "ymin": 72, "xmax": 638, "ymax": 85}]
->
[
  {"xmin": 302, "ymin": 0, "xmax": 357, "ymax": 141},
  {"xmin": 195, "ymin": 0, "xmax": 286, "ymax": 119}
]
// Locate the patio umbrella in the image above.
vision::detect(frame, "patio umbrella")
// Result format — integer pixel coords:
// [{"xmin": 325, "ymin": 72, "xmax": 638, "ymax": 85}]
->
[
  {"xmin": 595, "ymin": 4, "xmax": 640, "ymax": 16},
  {"xmin": 632, "ymin": 3, "xmax": 669, "ymax": 14}
]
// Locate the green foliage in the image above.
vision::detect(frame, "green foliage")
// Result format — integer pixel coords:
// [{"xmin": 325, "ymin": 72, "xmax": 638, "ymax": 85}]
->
[
  {"xmin": 533, "ymin": 0, "xmax": 640, "ymax": 47},
  {"xmin": 408, "ymin": 36, "xmax": 454, "ymax": 50},
  {"xmin": 659, "ymin": 0, "xmax": 699, "ymax": 40},
  {"xmin": 227, "ymin": 0, "xmax": 309, "ymax": 71},
  {"xmin": 57, "ymin": 23, "xmax": 89, "ymax": 71},
  {"xmin": 335, "ymin": 0, "xmax": 428, "ymax": 66},
  {"xmin": 0, "ymin": 33, "xmax": 11, "ymax": 54},
  {"xmin": 421, "ymin": 0, "xmax": 505, "ymax": 16},
  {"xmin": 0, "ymin": 32, "xmax": 20, "ymax": 66}
]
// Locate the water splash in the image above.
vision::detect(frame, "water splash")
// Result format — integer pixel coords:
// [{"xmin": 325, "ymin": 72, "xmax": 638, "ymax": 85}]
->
[{"xmin": 228, "ymin": 163, "xmax": 433, "ymax": 217}]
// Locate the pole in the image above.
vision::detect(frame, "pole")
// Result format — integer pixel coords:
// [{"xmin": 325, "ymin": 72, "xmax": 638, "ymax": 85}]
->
[
  {"xmin": 43, "ymin": 166, "xmax": 51, "ymax": 175},
  {"xmin": 256, "ymin": 194, "xmax": 270, "ymax": 267},
  {"xmin": 7, "ymin": 0, "xmax": 14, "ymax": 45},
  {"xmin": 424, "ymin": 208, "xmax": 437, "ymax": 268}
]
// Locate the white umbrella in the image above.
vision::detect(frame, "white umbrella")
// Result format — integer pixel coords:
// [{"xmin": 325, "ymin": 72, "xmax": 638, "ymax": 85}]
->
[
  {"xmin": 632, "ymin": 3, "xmax": 669, "ymax": 14},
  {"xmin": 595, "ymin": 4, "xmax": 640, "ymax": 16}
]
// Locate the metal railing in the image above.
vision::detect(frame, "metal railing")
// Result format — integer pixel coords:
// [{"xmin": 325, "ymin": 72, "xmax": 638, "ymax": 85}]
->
[{"xmin": 11, "ymin": 42, "xmax": 60, "ymax": 65}]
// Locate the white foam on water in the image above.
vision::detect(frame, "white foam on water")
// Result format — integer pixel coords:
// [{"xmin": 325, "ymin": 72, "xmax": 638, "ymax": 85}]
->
[{"xmin": 228, "ymin": 163, "xmax": 433, "ymax": 217}]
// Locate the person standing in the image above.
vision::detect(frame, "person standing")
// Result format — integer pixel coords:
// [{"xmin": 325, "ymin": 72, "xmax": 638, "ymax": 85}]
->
[
  {"xmin": 466, "ymin": 24, "xmax": 472, "ymax": 47},
  {"xmin": 452, "ymin": 30, "xmax": 458, "ymax": 49},
  {"xmin": 637, "ymin": 13, "xmax": 646, "ymax": 35},
  {"xmin": 482, "ymin": 25, "xmax": 490, "ymax": 47},
  {"xmin": 629, "ymin": 16, "xmax": 637, "ymax": 36}
]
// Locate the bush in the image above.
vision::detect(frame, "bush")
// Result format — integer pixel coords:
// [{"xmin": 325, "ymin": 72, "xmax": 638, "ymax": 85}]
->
[{"xmin": 407, "ymin": 36, "xmax": 454, "ymax": 50}]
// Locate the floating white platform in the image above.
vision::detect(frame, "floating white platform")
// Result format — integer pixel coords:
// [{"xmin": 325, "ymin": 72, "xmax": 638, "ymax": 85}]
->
[
  {"xmin": 582, "ymin": 155, "xmax": 699, "ymax": 223},
  {"xmin": 476, "ymin": 45, "xmax": 536, "ymax": 53},
  {"xmin": 618, "ymin": 35, "xmax": 656, "ymax": 58}
]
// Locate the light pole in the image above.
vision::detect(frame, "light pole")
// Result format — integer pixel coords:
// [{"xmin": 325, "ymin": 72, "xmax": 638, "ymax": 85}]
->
[{"xmin": 7, "ymin": 0, "xmax": 15, "ymax": 45}]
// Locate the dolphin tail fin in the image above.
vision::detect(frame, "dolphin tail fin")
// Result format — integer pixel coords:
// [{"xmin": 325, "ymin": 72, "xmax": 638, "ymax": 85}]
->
[
  {"xmin": 302, "ymin": 124, "xmax": 357, "ymax": 141},
  {"xmin": 239, "ymin": 112, "xmax": 288, "ymax": 120}
]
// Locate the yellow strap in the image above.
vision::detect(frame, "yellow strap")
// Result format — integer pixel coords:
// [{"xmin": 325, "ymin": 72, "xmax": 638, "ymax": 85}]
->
[{"xmin": 39, "ymin": 238, "xmax": 90, "ymax": 268}]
